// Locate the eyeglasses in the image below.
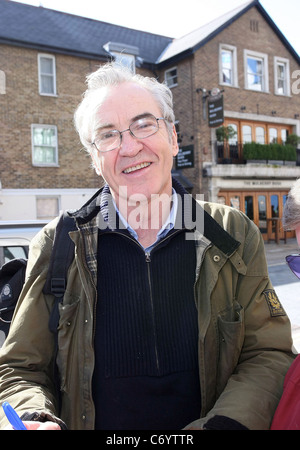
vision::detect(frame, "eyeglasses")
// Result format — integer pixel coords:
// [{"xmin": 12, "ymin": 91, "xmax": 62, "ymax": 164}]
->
[
  {"xmin": 286, "ymin": 254, "xmax": 300, "ymax": 279},
  {"xmin": 92, "ymin": 114, "xmax": 165, "ymax": 153}
]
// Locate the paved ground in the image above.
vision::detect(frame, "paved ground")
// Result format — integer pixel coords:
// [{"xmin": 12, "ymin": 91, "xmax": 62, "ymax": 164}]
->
[{"xmin": 264, "ymin": 238, "xmax": 300, "ymax": 351}]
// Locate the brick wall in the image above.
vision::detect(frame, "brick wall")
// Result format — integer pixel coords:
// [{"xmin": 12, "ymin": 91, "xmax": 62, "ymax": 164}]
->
[
  {"xmin": 1, "ymin": 4, "xmax": 299, "ymax": 199},
  {"xmin": 158, "ymin": 6, "xmax": 300, "ymax": 197}
]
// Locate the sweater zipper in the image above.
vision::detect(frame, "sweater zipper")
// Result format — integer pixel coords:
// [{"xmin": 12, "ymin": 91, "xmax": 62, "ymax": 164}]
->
[
  {"xmin": 145, "ymin": 250, "xmax": 160, "ymax": 373},
  {"xmin": 144, "ymin": 230, "xmax": 183, "ymax": 372}
]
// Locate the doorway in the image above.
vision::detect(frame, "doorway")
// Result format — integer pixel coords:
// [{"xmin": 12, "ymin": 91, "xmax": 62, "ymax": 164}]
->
[{"xmin": 217, "ymin": 190, "xmax": 292, "ymax": 241}]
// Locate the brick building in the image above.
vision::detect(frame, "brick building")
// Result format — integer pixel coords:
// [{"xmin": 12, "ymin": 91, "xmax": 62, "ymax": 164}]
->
[{"xmin": 0, "ymin": 0, "xmax": 299, "ymax": 241}]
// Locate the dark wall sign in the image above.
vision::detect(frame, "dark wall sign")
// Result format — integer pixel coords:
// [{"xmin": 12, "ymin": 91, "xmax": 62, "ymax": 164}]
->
[
  {"xmin": 176, "ymin": 145, "xmax": 194, "ymax": 169},
  {"xmin": 208, "ymin": 95, "xmax": 224, "ymax": 127}
]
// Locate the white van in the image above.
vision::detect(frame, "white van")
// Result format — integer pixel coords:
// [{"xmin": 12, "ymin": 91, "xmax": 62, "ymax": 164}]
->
[{"xmin": 0, "ymin": 221, "xmax": 48, "ymax": 267}]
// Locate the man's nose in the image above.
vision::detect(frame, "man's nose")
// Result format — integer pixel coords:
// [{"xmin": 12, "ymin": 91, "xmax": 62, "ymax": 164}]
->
[{"xmin": 118, "ymin": 129, "xmax": 143, "ymax": 156}]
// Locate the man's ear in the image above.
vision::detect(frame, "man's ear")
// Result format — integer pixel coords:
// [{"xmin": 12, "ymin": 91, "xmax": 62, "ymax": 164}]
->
[{"xmin": 171, "ymin": 124, "xmax": 179, "ymax": 157}]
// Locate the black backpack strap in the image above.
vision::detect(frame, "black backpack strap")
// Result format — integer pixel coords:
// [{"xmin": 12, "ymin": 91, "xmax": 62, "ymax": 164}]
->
[
  {"xmin": 43, "ymin": 211, "xmax": 77, "ymax": 334},
  {"xmin": 43, "ymin": 211, "xmax": 77, "ymax": 412}
]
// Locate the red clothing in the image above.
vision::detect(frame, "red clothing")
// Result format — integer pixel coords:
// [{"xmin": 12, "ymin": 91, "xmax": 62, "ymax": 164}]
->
[{"xmin": 271, "ymin": 355, "xmax": 300, "ymax": 429}]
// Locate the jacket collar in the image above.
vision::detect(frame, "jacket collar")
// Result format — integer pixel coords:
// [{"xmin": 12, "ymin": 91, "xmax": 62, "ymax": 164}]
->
[{"xmin": 71, "ymin": 178, "xmax": 240, "ymax": 257}]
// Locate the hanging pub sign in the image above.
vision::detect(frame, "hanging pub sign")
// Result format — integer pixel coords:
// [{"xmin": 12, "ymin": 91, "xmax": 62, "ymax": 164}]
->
[
  {"xmin": 208, "ymin": 89, "xmax": 224, "ymax": 127},
  {"xmin": 176, "ymin": 145, "xmax": 194, "ymax": 169}
]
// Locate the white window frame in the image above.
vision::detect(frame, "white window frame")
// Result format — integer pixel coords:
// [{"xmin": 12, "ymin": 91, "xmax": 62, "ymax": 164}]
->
[
  {"xmin": 244, "ymin": 49, "xmax": 269, "ymax": 92},
  {"xmin": 274, "ymin": 56, "xmax": 290, "ymax": 96},
  {"xmin": 165, "ymin": 67, "xmax": 178, "ymax": 88},
  {"xmin": 219, "ymin": 44, "xmax": 238, "ymax": 87},
  {"xmin": 38, "ymin": 53, "xmax": 57, "ymax": 96},
  {"xmin": 31, "ymin": 124, "xmax": 58, "ymax": 167}
]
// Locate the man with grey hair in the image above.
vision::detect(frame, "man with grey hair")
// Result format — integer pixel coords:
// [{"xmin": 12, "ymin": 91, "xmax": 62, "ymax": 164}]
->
[{"xmin": 0, "ymin": 64, "xmax": 294, "ymax": 430}]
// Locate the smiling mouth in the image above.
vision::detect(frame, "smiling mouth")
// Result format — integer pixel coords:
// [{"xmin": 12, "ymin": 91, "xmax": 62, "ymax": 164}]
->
[{"xmin": 123, "ymin": 162, "xmax": 151, "ymax": 174}]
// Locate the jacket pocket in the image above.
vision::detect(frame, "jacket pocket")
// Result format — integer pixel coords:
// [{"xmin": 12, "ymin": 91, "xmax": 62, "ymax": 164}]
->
[
  {"xmin": 216, "ymin": 301, "xmax": 244, "ymax": 394},
  {"xmin": 57, "ymin": 300, "xmax": 80, "ymax": 392}
]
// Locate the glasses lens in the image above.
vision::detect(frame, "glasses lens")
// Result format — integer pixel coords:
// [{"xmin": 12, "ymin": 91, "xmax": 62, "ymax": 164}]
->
[
  {"xmin": 130, "ymin": 115, "xmax": 158, "ymax": 139},
  {"xmin": 286, "ymin": 254, "xmax": 300, "ymax": 279},
  {"xmin": 94, "ymin": 130, "xmax": 120, "ymax": 152}
]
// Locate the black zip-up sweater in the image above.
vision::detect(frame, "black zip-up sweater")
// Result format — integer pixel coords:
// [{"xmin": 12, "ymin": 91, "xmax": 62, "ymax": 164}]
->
[{"xmin": 92, "ymin": 215, "xmax": 201, "ymax": 429}]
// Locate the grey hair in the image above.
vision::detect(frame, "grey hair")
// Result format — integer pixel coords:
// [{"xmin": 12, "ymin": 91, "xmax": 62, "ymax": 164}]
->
[
  {"xmin": 74, "ymin": 63, "xmax": 175, "ymax": 153},
  {"xmin": 282, "ymin": 178, "xmax": 300, "ymax": 230}
]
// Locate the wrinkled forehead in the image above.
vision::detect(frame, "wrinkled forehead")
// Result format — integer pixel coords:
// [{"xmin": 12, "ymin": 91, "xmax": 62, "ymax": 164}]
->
[{"xmin": 92, "ymin": 82, "xmax": 161, "ymax": 130}]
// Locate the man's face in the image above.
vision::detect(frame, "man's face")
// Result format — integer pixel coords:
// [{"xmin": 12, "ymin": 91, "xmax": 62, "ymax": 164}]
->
[{"xmin": 91, "ymin": 82, "xmax": 178, "ymax": 206}]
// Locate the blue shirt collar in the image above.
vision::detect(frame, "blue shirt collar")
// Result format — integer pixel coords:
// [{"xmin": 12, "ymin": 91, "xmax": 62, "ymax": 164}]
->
[{"xmin": 113, "ymin": 188, "xmax": 178, "ymax": 252}]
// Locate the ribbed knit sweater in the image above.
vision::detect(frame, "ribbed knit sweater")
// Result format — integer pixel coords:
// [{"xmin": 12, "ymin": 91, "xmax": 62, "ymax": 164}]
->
[{"xmin": 92, "ymin": 227, "xmax": 201, "ymax": 429}]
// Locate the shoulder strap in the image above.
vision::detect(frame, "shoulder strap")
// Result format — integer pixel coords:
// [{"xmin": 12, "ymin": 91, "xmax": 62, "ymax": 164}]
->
[{"xmin": 43, "ymin": 211, "xmax": 77, "ymax": 334}]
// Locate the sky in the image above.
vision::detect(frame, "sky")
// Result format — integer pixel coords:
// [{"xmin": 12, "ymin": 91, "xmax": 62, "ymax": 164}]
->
[{"xmin": 10, "ymin": 0, "xmax": 300, "ymax": 55}]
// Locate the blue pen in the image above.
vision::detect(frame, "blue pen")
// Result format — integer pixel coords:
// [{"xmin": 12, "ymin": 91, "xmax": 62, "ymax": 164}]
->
[{"xmin": 2, "ymin": 402, "xmax": 27, "ymax": 430}]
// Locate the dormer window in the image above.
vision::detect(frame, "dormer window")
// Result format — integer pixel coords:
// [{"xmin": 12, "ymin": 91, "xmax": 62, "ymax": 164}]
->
[{"xmin": 103, "ymin": 42, "xmax": 139, "ymax": 73}]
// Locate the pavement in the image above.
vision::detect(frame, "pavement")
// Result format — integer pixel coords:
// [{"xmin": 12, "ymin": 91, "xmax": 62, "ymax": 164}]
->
[
  {"xmin": 264, "ymin": 237, "xmax": 298, "ymax": 267},
  {"xmin": 264, "ymin": 237, "xmax": 300, "ymax": 351}
]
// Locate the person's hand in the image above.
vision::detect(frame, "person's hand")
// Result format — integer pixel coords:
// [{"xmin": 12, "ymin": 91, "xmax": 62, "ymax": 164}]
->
[
  {"xmin": 25, "ymin": 421, "xmax": 61, "ymax": 430},
  {"xmin": 4, "ymin": 421, "xmax": 61, "ymax": 430}
]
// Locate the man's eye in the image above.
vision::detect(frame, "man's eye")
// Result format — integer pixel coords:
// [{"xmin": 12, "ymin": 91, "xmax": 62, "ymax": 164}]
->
[
  {"xmin": 99, "ymin": 131, "xmax": 116, "ymax": 141},
  {"xmin": 135, "ymin": 119, "xmax": 155, "ymax": 131}
]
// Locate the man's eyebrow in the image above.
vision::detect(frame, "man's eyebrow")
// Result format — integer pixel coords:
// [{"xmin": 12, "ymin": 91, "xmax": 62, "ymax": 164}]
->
[
  {"xmin": 94, "ymin": 113, "xmax": 155, "ymax": 133},
  {"xmin": 131, "ymin": 112, "xmax": 154, "ymax": 122},
  {"xmin": 94, "ymin": 122, "xmax": 115, "ymax": 133}
]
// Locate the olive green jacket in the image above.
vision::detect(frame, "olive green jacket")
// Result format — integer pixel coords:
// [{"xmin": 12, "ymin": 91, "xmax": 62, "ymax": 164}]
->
[{"xmin": 0, "ymin": 185, "xmax": 294, "ymax": 430}]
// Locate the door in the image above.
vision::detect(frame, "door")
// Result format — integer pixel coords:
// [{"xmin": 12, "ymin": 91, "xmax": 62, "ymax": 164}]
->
[{"xmin": 217, "ymin": 190, "xmax": 292, "ymax": 241}]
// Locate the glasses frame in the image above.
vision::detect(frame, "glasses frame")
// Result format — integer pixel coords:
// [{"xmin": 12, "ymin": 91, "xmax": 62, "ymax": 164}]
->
[
  {"xmin": 92, "ymin": 115, "xmax": 165, "ymax": 153},
  {"xmin": 285, "ymin": 254, "xmax": 300, "ymax": 279}
]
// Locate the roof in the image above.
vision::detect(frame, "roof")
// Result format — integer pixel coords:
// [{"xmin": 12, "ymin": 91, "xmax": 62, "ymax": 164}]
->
[
  {"xmin": 0, "ymin": 0, "xmax": 172, "ymax": 64},
  {"xmin": 157, "ymin": 0, "xmax": 300, "ymax": 66},
  {"xmin": 0, "ymin": 0, "xmax": 298, "ymax": 67},
  {"xmin": 157, "ymin": 0, "xmax": 254, "ymax": 63}
]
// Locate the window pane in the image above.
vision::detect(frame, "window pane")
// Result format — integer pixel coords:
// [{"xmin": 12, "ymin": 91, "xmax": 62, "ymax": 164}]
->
[
  {"xmin": 165, "ymin": 68, "xmax": 177, "ymax": 87},
  {"xmin": 40, "ymin": 57, "xmax": 53, "ymax": 75},
  {"xmin": 33, "ymin": 146, "xmax": 55, "ymax": 164},
  {"xmin": 113, "ymin": 53, "xmax": 135, "ymax": 73},
  {"xmin": 39, "ymin": 56, "xmax": 55, "ymax": 94},
  {"xmin": 269, "ymin": 128, "xmax": 278, "ymax": 143},
  {"xmin": 4, "ymin": 246, "xmax": 27, "ymax": 263},
  {"xmin": 271, "ymin": 195, "xmax": 279, "ymax": 218},
  {"xmin": 258, "ymin": 195, "xmax": 267, "ymax": 233},
  {"xmin": 228, "ymin": 124, "xmax": 238, "ymax": 144},
  {"xmin": 41, "ymin": 75, "xmax": 54, "ymax": 94},
  {"xmin": 247, "ymin": 57, "xmax": 263, "ymax": 90},
  {"xmin": 242, "ymin": 125, "xmax": 252, "ymax": 143},
  {"xmin": 256, "ymin": 126, "xmax": 265, "ymax": 144},
  {"xmin": 32, "ymin": 126, "xmax": 57, "ymax": 165},
  {"xmin": 277, "ymin": 63, "xmax": 285, "ymax": 79},
  {"xmin": 245, "ymin": 196, "xmax": 254, "ymax": 220},
  {"xmin": 277, "ymin": 62, "xmax": 286, "ymax": 94},
  {"xmin": 230, "ymin": 196, "xmax": 240, "ymax": 209},
  {"xmin": 281, "ymin": 129, "xmax": 288, "ymax": 144},
  {"xmin": 33, "ymin": 127, "xmax": 56, "ymax": 146},
  {"xmin": 222, "ymin": 50, "xmax": 232, "ymax": 84}
]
